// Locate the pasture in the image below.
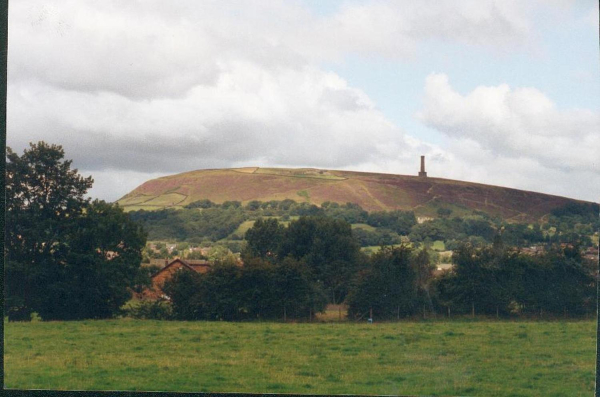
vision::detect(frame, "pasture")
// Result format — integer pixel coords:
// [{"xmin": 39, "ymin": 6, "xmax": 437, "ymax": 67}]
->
[{"xmin": 4, "ymin": 319, "xmax": 595, "ymax": 396}]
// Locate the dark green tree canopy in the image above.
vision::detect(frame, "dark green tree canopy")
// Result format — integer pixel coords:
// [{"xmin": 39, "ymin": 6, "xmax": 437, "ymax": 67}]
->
[
  {"xmin": 6, "ymin": 142, "xmax": 94, "ymax": 264},
  {"xmin": 346, "ymin": 245, "xmax": 417, "ymax": 320},
  {"xmin": 242, "ymin": 217, "xmax": 285, "ymax": 261},
  {"xmin": 5, "ymin": 142, "xmax": 147, "ymax": 321}
]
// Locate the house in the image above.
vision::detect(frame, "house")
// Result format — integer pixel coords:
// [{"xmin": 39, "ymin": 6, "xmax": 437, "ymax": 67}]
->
[
  {"xmin": 583, "ymin": 246, "xmax": 599, "ymax": 263},
  {"xmin": 141, "ymin": 258, "xmax": 212, "ymax": 300},
  {"xmin": 434, "ymin": 263, "xmax": 453, "ymax": 276}
]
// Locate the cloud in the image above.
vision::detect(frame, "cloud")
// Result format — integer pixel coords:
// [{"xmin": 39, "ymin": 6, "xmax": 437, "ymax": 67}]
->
[
  {"xmin": 8, "ymin": 62, "xmax": 401, "ymax": 174},
  {"xmin": 416, "ymin": 74, "xmax": 600, "ymax": 201},
  {"xmin": 9, "ymin": 1, "xmax": 535, "ymax": 98},
  {"xmin": 7, "ymin": 1, "xmax": 583, "ymax": 201},
  {"xmin": 417, "ymin": 73, "xmax": 600, "ymax": 173}
]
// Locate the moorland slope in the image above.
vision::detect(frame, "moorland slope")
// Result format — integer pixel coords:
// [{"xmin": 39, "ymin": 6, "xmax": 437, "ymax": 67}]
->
[{"xmin": 117, "ymin": 167, "xmax": 590, "ymax": 221}]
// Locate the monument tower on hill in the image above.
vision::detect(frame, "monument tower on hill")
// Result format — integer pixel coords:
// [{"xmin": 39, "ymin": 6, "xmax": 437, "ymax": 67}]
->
[{"xmin": 418, "ymin": 155, "xmax": 427, "ymax": 178}]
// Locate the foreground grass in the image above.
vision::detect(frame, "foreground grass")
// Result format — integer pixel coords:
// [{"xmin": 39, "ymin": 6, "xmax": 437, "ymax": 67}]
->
[{"xmin": 4, "ymin": 319, "xmax": 595, "ymax": 396}]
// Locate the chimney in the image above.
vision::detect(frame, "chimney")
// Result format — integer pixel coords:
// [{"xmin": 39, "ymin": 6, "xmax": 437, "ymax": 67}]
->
[{"xmin": 418, "ymin": 155, "xmax": 427, "ymax": 178}]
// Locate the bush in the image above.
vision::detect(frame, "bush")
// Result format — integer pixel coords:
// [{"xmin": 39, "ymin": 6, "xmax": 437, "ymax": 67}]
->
[{"xmin": 127, "ymin": 300, "xmax": 173, "ymax": 320}]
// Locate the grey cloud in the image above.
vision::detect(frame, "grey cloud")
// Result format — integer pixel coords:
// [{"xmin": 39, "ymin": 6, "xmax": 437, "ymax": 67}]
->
[{"xmin": 7, "ymin": 1, "xmax": 572, "ymax": 201}]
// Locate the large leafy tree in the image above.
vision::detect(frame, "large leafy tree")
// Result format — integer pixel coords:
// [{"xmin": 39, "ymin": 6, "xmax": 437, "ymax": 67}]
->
[
  {"xmin": 442, "ymin": 243, "xmax": 496, "ymax": 316},
  {"xmin": 242, "ymin": 217, "xmax": 285, "ymax": 261},
  {"xmin": 5, "ymin": 142, "xmax": 147, "ymax": 320},
  {"xmin": 6, "ymin": 142, "xmax": 93, "ymax": 264},
  {"xmin": 346, "ymin": 245, "xmax": 418, "ymax": 320},
  {"xmin": 272, "ymin": 257, "xmax": 327, "ymax": 320},
  {"xmin": 277, "ymin": 216, "xmax": 363, "ymax": 304},
  {"xmin": 412, "ymin": 248, "xmax": 437, "ymax": 317}
]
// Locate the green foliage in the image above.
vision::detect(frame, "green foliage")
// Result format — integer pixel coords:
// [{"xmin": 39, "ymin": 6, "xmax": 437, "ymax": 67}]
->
[
  {"xmin": 245, "ymin": 200, "xmax": 262, "ymax": 211},
  {"xmin": 551, "ymin": 202, "xmax": 599, "ymax": 218},
  {"xmin": 164, "ymin": 257, "xmax": 325, "ymax": 321},
  {"xmin": 501, "ymin": 223, "xmax": 544, "ymax": 246},
  {"xmin": 346, "ymin": 246, "xmax": 418, "ymax": 320},
  {"xmin": 129, "ymin": 207, "xmax": 245, "ymax": 241},
  {"xmin": 353, "ymin": 227, "xmax": 401, "ymax": 247},
  {"xmin": 185, "ymin": 250, "xmax": 207, "ymax": 260},
  {"xmin": 222, "ymin": 200, "xmax": 242, "ymax": 209},
  {"xmin": 126, "ymin": 300, "xmax": 172, "ymax": 320},
  {"xmin": 434, "ymin": 243, "xmax": 596, "ymax": 316},
  {"xmin": 128, "ymin": 199, "xmax": 596, "ymax": 251},
  {"xmin": 278, "ymin": 216, "xmax": 363, "ymax": 304},
  {"xmin": 132, "ymin": 265, "xmax": 162, "ymax": 295},
  {"xmin": 437, "ymin": 207, "xmax": 453, "ymax": 217},
  {"xmin": 242, "ymin": 218, "xmax": 285, "ymax": 260},
  {"xmin": 185, "ymin": 199, "xmax": 215, "ymax": 209},
  {"xmin": 274, "ymin": 257, "xmax": 327, "ymax": 319},
  {"xmin": 366, "ymin": 210, "xmax": 416, "ymax": 235},
  {"xmin": 409, "ymin": 220, "xmax": 447, "ymax": 242},
  {"xmin": 163, "ymin": 269, "xmax": 205, "ymax": 320},
  {"xmin": 323, "ymin": 202, "xmax": 369, "ymax": 224},
  {"xmin": 5, "ymin": 143, "xmax": 147, "ymax": 321}
]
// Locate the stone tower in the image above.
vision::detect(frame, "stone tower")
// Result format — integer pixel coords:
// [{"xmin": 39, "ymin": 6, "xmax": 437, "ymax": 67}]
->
[{"xmin": 418, "ymin": 155, "xmax": 427, "ymax": 177}]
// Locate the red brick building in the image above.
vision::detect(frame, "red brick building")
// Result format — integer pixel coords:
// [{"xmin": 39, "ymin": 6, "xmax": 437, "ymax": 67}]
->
[{"xmin": 142, "ymin": 258, "xmax": 211, "ymax": 300}]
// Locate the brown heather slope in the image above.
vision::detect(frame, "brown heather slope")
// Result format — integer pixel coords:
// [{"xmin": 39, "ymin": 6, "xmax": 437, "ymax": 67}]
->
[{"xmin": 116, "ymin": 167, "xmax": 592, "ymax": 221}]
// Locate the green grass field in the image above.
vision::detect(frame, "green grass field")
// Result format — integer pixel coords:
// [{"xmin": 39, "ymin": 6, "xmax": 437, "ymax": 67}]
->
[
  {"xmin": 432, "ymin": 240, "xmax": 445, "ymax": 251},
  {"xmin": 4, "ymin": 319, "xmax": 595, "ymax": 395},
  {"xmin": 351, "ymin": 223, "xmax": 377, "ymax": 231}
]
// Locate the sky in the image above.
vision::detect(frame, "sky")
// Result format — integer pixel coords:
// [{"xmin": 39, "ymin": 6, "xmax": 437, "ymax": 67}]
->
[{"xmin": 7, "ymin": 0, "xmax": 600, "ymax": 203}]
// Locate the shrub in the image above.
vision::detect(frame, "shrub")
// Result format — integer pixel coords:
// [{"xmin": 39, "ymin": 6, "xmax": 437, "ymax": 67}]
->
[{"xmin": 127, "ymin": 300, "xmax": 173, "ymax": 320}]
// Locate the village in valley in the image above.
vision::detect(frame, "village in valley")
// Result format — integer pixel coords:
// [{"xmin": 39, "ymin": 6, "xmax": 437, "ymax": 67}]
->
[{"xmin": 117, "ymin": 157, "xmax": 599, "ymax": 322}]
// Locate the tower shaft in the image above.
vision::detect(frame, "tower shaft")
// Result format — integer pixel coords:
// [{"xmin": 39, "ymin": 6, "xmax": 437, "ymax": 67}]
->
[{"xmin": 418, "ymin": 155, "xmax": 427, "ymax": 177}]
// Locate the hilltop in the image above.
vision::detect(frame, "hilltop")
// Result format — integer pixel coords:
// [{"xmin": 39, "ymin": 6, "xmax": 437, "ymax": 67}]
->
[{"xmin": 117, "ymin": 167, "xmax": 591, "ymax": 221}]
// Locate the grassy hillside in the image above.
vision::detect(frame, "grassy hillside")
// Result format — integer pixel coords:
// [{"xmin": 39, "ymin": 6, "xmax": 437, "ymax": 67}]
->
[{"xmin": 117, "ymin": 167, "xmax": 591, "ymax": 221}]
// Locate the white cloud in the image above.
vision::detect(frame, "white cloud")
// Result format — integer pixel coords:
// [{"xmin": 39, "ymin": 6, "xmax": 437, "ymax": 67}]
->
[
  {"xmin": 417, "ymin": 73, "xmax": 600, "ymax": 172},
  {"xmin": 7, "ymin": 0, "xmax": 588, "ymax": 202},
  {"xmin": 9, "ymin": 1, "xmax": 535, "ymax": 99},
  {"xmin": 8, "ymin": 62, "xmax": 412, "ymax": 201},
  {"xmin": 416, "ymin": 73, "xmax": 600, "ymax": 201}
]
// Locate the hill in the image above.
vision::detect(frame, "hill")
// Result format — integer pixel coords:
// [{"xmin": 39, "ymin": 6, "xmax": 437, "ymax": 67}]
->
[{"xmin": 117, "ymin": 167, "xmax": 591, "ymax": 221}]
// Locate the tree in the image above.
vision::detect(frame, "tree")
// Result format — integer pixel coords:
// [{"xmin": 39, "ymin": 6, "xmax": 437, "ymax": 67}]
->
[
  {"xmin": 412, "ymin": 248, "xmax": 436, "ymax": 317},
  {"xmin": 437, "ymin": 207, "xmax": 453, "ymax": 218},
  {"xmin": 272, "ymin": 257, "xmax": 327, "ymax": 320},
  {"xmin": 346, "ymin": 245, "xmax": 418, "ymax": 320},
  {"xmin": 238, "ymin": 257, "xmax": 280, "ymax": 319},
  {"xmin": 5, "ymin": 142, "xmax": 147, "ymax": 320},
  {"xmin": 6, "ymin": 142, "xmax": 93, "ymax": 264},
  {"xmin": 242, "ymin": 218, "xmax": 285, "ymax": 261},
  {"xmin": 278, "ymin": 216, "xmax": 362, "ymax": 304},
  {"xmin": 207, "ymin": 245, "xmax": 238, "ymax": 265},
  {"xmin": 245, "ymin": 200, "xmax": 262, "ymax": 211},
  {"xmin": 162, "ymin": 268, "xmax": 205, "ymax": 320},
  {"xmin": 444, "ymin": 244, "xmax": 496, "ymax": 316}
]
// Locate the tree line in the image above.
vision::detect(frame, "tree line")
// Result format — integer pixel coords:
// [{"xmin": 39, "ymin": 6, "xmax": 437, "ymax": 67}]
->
[
  {"xmin": 129, "ymin": 198, "xmax": 597, "ymax": 250},
  {"xmin": 434, "ymin": 242, "xmax": 596, "ymax": 318},
  {"xmin": 160, "ymin": 217, "xmax": 596, "ymax": 321},
  {"xmin": 6, "ymin": 141, "xmax": 597, "ymax": 322}
]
